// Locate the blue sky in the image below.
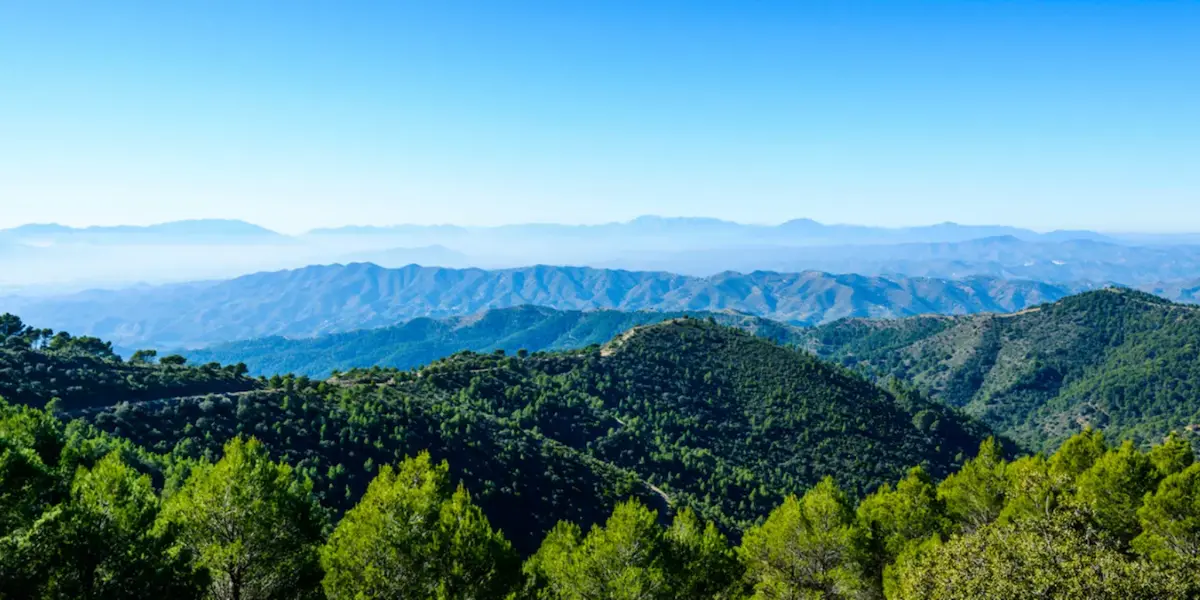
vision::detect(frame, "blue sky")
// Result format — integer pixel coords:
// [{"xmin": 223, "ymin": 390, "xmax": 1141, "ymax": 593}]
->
[{"xmin": 2, "ymin": 1, "xmax": 1197, "ymax": 233}]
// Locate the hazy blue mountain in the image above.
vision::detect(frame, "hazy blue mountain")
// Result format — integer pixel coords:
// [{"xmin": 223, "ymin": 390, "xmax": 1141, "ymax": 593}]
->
[
  {"xmin": 5, "ymin": 216, "xmax": 1199, "ymax": 290},
  {"xmin": 182, "ymin": 305, "xmax": 802, "ymax": 377},
  {"xmin": 1141, "ymin": 278, "xmax": 1200, "ymax": 303},
  {"xmin": 303, "ymin": 216, "xmax": 1109, "ymax": 247},
  {"xmin": 605, "ymin": 236, "xmax": 1200, "ymax": 284},
  {"xmin": 0, "ymin": 219, "xmax": 287, "ymax": 245},
  {"xmin": 335, "ymin": 244, "xmax": 472, "ymax": 268},
  {"xmin": 0, "ymin": 263, "xmax": 1085, "ymax": 349},
  {"xmin": 310, "ymin": 215, "xmax": 1200, "ymax": 247}
]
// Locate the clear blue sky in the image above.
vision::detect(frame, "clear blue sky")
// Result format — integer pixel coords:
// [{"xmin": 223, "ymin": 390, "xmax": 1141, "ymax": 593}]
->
[{"xmin": 2, "ymin": 1, "xmax": 1197, "ymax": 233}]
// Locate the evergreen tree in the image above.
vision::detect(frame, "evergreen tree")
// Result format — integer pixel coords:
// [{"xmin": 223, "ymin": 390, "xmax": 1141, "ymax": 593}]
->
[
  {"xmin": 9, "ymin": 453, "xmax": 206, "ymax": 599},
  {"xmin": 937, "ymin": 437, "xmax": 1007, "ymax": 533},
  {"xmin": 855, "ymin": 466, "xmax": 947, "ymax": 595},
  {"xmin": 662, "ymin": 508, "xmax": 744, "ymax": 599},
  {"xmin": 158, "ymin": 437, "xmax": 326, "ymax": 600},
  {"xmin": 525, "ymin": 500, "xmax": 670, "ymax": 600},
  {"xmin": 890, "ymin": 512, "xmax": 1183, "ymax": 600},
  {"xmin": 1047, "ymin": 428, "xmax": 1107, "ymax": 481},
  {"xmin": 1147, "ymin": 432, "xmax": 1195, "ymax": 478},
  {"xmin": 320, "ymin": 452, "xmax": 519, "ymax": 599},
  {"xmin": 1073, "ymin": 440, "xmax": 1160, "ymax": 542},
  {"xmin": 1134, "ymin": 462, "xmax": 1200, "ymax": 566},
  {"xmin": 737, "ymin": 477, "xmax": 869, "ymax": 599}
]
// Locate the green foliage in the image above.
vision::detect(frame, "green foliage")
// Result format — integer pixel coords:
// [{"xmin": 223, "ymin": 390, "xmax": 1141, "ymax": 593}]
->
[
  {"xmin": 855, "ymin": 466, "xmax": 947, "ymax": 591},
  {"xmin": 525, "ymin": 500, "xmax": 670, "ymax": 600},
  {"xmin": 890, "ymin": 512, "xmax": 1189, "ymax": 600},
  {"xmin": 159, "ymin": 354, "xmax": 188, "ymax": 366},
  {"xmin": 524, "ymin": 499, "xmax": 739, "ymax": 600},
  {"xmin": 1047, "ymin": 427, "xmax": 1108, "ymax": 480},
  {"xmin": 804, "ymin": 289, "xmax": 1200, "ymax": 451},
  {"xmin": 320, "ymin": 452, "xmax": 519, "ymax": 599},
  {"xmin": 1148, "ymin": 432, "xmax": 1195, "ymax": 478},
  {"xmin": 6, "ymin": 314, "xmax": 1200, "ymax": 598},
  {"xmin": 936, "ymin": 437, "xmax": 1007, "ymax": 533},
  {"xmin": 0, "ymin": 316, "xmax": 257, "ymax": 412},
  {"xmin": 82, "ymin": 319, "xmax": 992, "ymax": 551},
  {"xmin": 9, "ymin": 453, "xmax": 205, "ymax": 599},
  {"xmin": 662, "ymin": 508, "xmax": 743, "ymax": 600},
  {"xmin": 158, "ymin": 437, "xmax": 326, "ymax": 600},
  {"xmin": 0, "ymin": 400, "xmax": 204, "ymax": 599},
  {"xmin": 1134, "ymin": 462, "xmax": 1200, "ymax": 565},
  {"xmin": 1073, "ymin": 440, "xmax": 1161, "ymax": 542},
  {"xmin": 737, "ymin": 478, "xmax": 870, "ymax": 599}
]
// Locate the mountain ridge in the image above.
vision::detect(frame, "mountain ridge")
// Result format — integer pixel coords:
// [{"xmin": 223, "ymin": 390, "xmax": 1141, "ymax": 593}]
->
[
  {"xmin": 0, "ymin": 263, "xmax": 1086, "ymax": 349},
  {"xmin": 181, "ymin": 305, "xmax": 801, "ymax": 377},
  {"xmin": 802, "ymin": 287, "xmax": 1200, "ymax": 450}
]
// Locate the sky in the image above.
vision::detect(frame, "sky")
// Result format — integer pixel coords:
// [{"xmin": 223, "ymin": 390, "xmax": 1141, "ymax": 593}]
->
[{"xmin": 1, "ymin": 1, "xmax": 1198, "ymax": 234}]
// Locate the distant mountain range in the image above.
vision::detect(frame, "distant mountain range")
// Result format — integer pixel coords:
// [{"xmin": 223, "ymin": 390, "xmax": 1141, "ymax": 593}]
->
[
  {"xmin": 0, "ymin": 219, "xmax": 286, "ymax": 245},
  {"xmin": 182, "ymin": 305, "xmax": 800, "ymax": 377},
  {"xmin": 304, "ymin": 216, "xmax": 1121, "ymax": 245},
  {"xmin": 10, "ymin": 216, "xmax": 1148, "ymax": 249},
  {"xmin": 600, "ymin": 235, "xmax": 1200, "ymax": 283},
  {"xmin": 0, "ymin": 263, "xmax": 1088, "ymax": 349},
  {"xmin": 4, "ymin": 216, "xmax": 1200, "ymax": 290}
]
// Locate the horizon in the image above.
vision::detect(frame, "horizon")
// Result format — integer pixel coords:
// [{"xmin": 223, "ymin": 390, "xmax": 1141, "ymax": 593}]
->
[{"xmin": 4, "ymin": 214, "xmax": 1200, "ymax": 237}]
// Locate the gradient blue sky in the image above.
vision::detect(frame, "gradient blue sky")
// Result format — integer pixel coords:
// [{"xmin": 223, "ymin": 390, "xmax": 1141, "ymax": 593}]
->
[{"xmin": 2, "ymin": 1, "xmax": 1198, "ymax": 233}]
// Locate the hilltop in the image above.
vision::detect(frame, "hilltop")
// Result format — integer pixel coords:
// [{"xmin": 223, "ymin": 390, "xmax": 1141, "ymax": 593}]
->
[
  {"xmin": 803, "ymin": 288, "xmax": 1200, "ymax": 450},
  {"xmin": 182, "ymin": 305, "xmax": 802, "ymax": 377}
]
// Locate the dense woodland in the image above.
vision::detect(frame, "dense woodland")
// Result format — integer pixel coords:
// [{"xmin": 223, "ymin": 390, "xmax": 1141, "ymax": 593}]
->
[
  {"xmin": 4, "ymin": 307, "xmax": 1200, "ymax": 597},
  {"xmin": 68, "ymin": 318, "xmax": 992, "ymax": 550},
  {"xmin": 4, "ymin": 399, "xmax": 1200, "ymax": 599},
  {"xmin": 804, "ymin": 288, "xmax": 1200, "ymax": 452},
  {"xmin": 0, "ymin": 314, "xmax": 253, "ymax": 412}
]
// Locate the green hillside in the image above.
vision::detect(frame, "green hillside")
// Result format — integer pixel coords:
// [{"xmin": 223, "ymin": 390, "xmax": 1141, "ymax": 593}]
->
[
  {"xmin": 182, "ymin": 305, "xmax": 803, "ymax": 377},
  {"xmin": 6, "ymin": 311, "xmax": 1200, "ymax": 597},
  {"xmin": 0, "ymin": 313, "xmax": 256, "ymax": 411},
  {"xmin": 64, "ymin": 317, "xmax": 993, "ymax": 548},
  {"xmin": 803, "ymin": 288, "xmax": 1200, "ymax": 451},
  {"xmin": 6, "ymin": 390, "xmax": 1199, "ymax": 598}
]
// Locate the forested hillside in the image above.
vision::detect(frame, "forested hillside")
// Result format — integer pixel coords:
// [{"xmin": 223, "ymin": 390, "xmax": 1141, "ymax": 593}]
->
[
  {"xmin": 183, "ymin": 305, "xmax": 802, "ymax": 377},
  {"xmin": 0, "ymin": 263, "xmax": 1079, "ymax": 348},
  {"xmin": 84, "ymin": 319, "xmax": 992, "ymax": 543},
  {"xmin": 803, "ymin": 288, "xmax": 1200, "ymax": 451},
  {"xmin": 5, "ymin": 399, "xmax": 1199, "ymax": 598},
  {"xmin": 1, "ymin": 314, "xmax": 994, "ymax": 552},
  {"xmin": 0, "ymin": 314, "xmax": 255, "ymax": 411}
]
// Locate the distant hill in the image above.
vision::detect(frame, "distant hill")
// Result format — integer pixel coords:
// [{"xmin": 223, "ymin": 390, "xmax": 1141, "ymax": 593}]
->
[
  {"xmin": 605, "ymin": 235, "xmax": 1200, "ymax": 284},
  {"xmin": 802, "ymin": 288, "xmax": 1200, "ymax": 450},
  {"xmin": 182, "ymin": 305, "xmax": 801, "ymax": 377},
  {"xmin": 0, "ymin": 263, "xmax": 1083, "ymax": 349},
  {"xmin": 6, "ymin": 216, "xmax": 1200, "ymax": 291},
  {"xmin": 334, "ymin": 244, "xmax": 472, "ymax": 268},
  {"xmin": 305, "ymin": 216, "xmax": 1121, "ymax": 246},
  {"xmin": 0, "ymin": 219, "xmax": 287, "ymax": 245}
]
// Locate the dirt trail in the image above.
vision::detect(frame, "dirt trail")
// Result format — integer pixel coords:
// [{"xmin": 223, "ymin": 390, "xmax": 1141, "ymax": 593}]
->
[{"xmin": 63, "ymin": 389, "xmax": 264, "ymax": 418}]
